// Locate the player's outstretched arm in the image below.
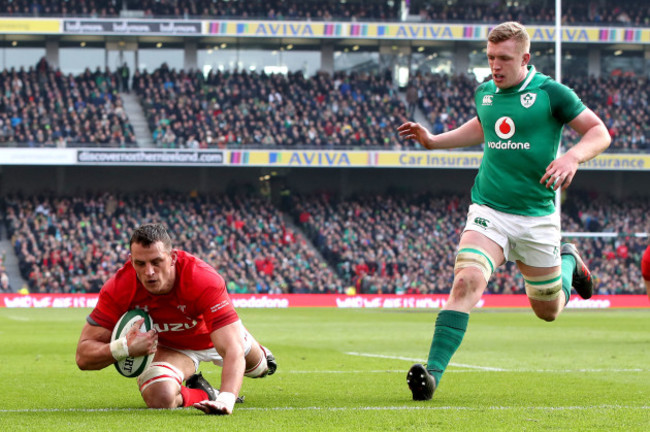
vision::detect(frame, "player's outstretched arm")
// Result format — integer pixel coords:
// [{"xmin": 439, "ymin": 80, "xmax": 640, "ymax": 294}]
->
[
  {"xmin": 398, "ymin": 117, "xmax": 484, "ymax": 150},
  {"xmin": 75, "ymin": 319, "xmax": 157, "ymax": 370},
  {"xmin": 194, "ymin": 322, "xmax": 246, "ymax": 415}
]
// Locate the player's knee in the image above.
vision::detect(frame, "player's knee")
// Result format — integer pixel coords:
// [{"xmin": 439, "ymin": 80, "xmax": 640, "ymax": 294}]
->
[
  {"xmin": 533, "ymin": 308, "xmax": 559, "ymax": 322},
  {"xmin": 451, "ymin": 267, "xmax": 486, "ymax": 298},
  {"xmin": 454, "ymin": 246, "xmax": 495, "ymax": 290},
  {"xmin": 524, "ymin": 271, "xmax": 562, "ymax": 302},
  {"xmin": 137, "ymin": 362, "xmax": 184, "ymax": 408},
  {"xmin": 245, "ymin": 352, "xmax": 269, "ymax": 378},
  {"xmin": 525, "ymin": 272, "xmax": 563, "ymax": 321},
  {"xmin": 143, "ymin": 388, "xmax": 178, "ymax": 409}
]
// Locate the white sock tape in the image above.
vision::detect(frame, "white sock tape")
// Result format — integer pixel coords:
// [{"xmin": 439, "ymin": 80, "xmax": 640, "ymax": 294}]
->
[
  {"xmin": 216, "ymin": 392, "xmax": 237, "ymax": 413},
  {"xmin": 110, "ymin": 336, "xmax": 129, "ymax": 361}
]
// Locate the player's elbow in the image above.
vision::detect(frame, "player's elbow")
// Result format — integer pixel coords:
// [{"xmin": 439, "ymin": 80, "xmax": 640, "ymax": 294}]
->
[
  {"xmin": 601, "ymin": 126, "xmax": 612, "ymax": 146},
  {"xmin": 75, "ymin": 349, "xmax": 98, "ymax": 370},
  {"xmin": 75, "ymin": 351, "xmax": 91, "ymax": 370},
  {"xmin": 220, "ymin": 344, "xmax": 247, "ymax": 371},
  {"xmin": 226, "ymin": 344, "xmax": 246, "ymax": 360},
  {"xmin": 598, "ymin": 124, "xmax": 612, "ymax": 150},
  {"xmin": 76, "ymin": 354, "xmax": 89, "ymax": 370}
]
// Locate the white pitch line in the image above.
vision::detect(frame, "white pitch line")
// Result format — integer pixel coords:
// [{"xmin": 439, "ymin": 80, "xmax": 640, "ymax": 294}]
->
[
  {"xmin": 4, "ymin": 315, "xmax": 31, "ymax": 321},
  {"xmin": 285, "ymin": 368, "xmax": 647, "ymax": 374},
  {"xmin": 345, "ymin": 352, "xmax": 508, "ymax": 371},
  {"xmin": 290, "ymin": 370, "xmax": 407, "ymax": 374},
  {"xmin": 1, "ymin": 405, "xmax": 648, "ymax": 414},
  {"xmin": 343, "ymin": 352, "xmax": 647, "ymax": 373}
]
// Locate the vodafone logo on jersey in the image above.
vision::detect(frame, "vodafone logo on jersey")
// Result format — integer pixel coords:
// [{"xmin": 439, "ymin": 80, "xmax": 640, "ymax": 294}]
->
[{"xmin": 495, "ymin": 116, "xmax": 515, "ymax": 139}]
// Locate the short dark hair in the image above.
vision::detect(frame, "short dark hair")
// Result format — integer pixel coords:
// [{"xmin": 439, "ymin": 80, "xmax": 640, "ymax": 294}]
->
[{"xmin": 129, "ymin": 223, "xmax": 172, "ymax": 251}]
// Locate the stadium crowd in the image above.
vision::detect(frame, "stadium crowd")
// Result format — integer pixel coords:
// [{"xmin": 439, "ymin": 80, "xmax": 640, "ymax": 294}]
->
[
  {"xmin": 2, "ymin": 58, "xmax": 647, "ymax": 152},
  {"xmin": 412, "ymin": 0, "xmax": 649, "ymax": 26},
  {"xmin": 0, "ymin": 58, "xmax": 136, "ymax": 147},
  {"xmin": 3, "ymin": 192, "xmax": 343, "ymax": 295},
  {"xmin": 291, "ymin": 191, "xmax": 649, "ymax": 296},
  {"xmin": 3, "ymin": 191, "xmax": 647, "ymax": 296},
  {"xmin": 0, "ymin": 255, "xmax": 10, "ymax": 293},
  {"xmin": 135, "ymin": 66, "xmax": 649, "ymax": 152},
  {"xmin": 134, "ymin": 66, "xmax": 407, "ymax": 149},
  {"xmin": 0, "ymin": 0, "xmax": 647, "ymax": 26},
  {"xmin": 563, "ymin": 75, "xmax": 649, "ymax": 153}
]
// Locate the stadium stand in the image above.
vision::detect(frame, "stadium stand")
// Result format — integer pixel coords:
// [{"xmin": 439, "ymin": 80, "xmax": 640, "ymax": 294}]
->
[
  {"xmin": 563, "ymin": 75, "xmax": 649, "ymax": 153},
  {"xmin": 0, "ymin": 58, "xmax": 136, "ymax": 147},
  {"xmin": 0, "ymin": 0, "xmax": 647, "ymax": 300},
  {"xmin": 3, "ymin": 192, "xmax": 343, "ymax": 294},
  {"xmin": 0, "ymin": 0, "xmax": 400, "ymax": 20},
  {"xmin": 130, "ymin": 67, "xmax": 647, "ymax": 152},
  {"xmin": 0, "ymin": 260, "xmax": 10, "ymax": 293},
  {"xmin": 5, "ymin": 191, "xmax": 645, "ymax": 295},
  {"xmin": 137, "ymin": 66, "xmax": 644, "ymax": 153},
  {"xmin": 410, "ymin": 0, "xmax": 649, "ymax": 26},
  {"xmin": 3, "ymin": 59, "xmax": 647, "ymax": 152},
  {"xmin": 289, "ymin": 192, "xmax": 649, "ymax": 295},
  {"xmin": 1, "ymin": 0, "xmax": 647, "ymax": 26},
  {"xmin": 134, "ymin": 67, "xmax": 407, "ymax": 149}
]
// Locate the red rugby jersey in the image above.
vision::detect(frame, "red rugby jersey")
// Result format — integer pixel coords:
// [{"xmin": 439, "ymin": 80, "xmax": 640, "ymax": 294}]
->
[{"xmin": 89, "ymin": 250, "xmax": 239, "ymax": 350}]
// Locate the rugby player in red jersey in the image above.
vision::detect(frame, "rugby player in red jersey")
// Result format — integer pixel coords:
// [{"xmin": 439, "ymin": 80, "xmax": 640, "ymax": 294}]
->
[{"xmin": 76, "ymin": 223, "xmax": 276, "ymax": 415}]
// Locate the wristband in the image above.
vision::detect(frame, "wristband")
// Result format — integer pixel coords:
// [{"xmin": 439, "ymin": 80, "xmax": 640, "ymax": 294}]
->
[
  {"xmin": 216, "ymin": 392, "xmax": 237, "ymax": 413},
  {"xmin": 110, "ymin": 336, "xmax": 129, "ymax": 361}
]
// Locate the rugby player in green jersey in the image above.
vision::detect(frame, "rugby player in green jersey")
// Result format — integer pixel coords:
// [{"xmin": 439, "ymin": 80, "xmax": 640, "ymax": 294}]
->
[{"xmin": 397, "ymin": 21, "xmax": 611, "ymax": 401}]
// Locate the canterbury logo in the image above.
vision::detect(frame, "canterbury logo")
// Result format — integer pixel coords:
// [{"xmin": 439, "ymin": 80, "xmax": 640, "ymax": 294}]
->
[
  {"xmin": 473, "ymin": 217, "xmax": 489, "ymax": 228},
  {"xmin": 482, "ymin": 95, "xmax": 493, "ymax": 105}
]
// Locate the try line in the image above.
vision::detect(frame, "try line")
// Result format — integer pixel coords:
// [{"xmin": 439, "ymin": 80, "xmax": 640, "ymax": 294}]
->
[{"xmin": 2, "ymin": 405, "xmax": 648, "ymax": 414}]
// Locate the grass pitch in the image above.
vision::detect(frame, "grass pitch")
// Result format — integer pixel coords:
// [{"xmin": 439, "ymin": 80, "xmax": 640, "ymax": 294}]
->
[{"xmin": 1, "ymin": 307, "xmax": 649, "ymax": 431}]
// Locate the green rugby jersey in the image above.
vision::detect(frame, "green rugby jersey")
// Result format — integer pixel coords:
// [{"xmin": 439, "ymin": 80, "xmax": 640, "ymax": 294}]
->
[{"xmin": 472, "ymin": 65, "xmax": 586, "ymax": 216}]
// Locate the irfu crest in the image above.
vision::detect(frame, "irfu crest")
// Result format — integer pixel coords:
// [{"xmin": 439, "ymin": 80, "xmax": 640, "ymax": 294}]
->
[{"xmin": 521, "ymin": 92, "xmax": 537, "ymax": 108}]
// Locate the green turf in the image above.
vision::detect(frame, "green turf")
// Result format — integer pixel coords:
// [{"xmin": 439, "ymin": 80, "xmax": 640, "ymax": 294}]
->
[{"xmin": 1, "ymin": 307, "xmax": 649, "ymax": 431}]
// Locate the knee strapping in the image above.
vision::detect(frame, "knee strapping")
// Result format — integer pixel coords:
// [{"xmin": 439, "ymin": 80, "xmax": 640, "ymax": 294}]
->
[
  {"xmin": 524, "ymin": 270, "xmax": 563, "ymax": 301},
  {"xmin": 137, "ymin": 362, "xmax": 184, "ymax": 393},
  {"xmin": 244, "ymin": 352, "xmax": 268, "ymax": 378},
  {"xmin": 454, "ymin": 246, "xmax": 495, "ymax": 282}
]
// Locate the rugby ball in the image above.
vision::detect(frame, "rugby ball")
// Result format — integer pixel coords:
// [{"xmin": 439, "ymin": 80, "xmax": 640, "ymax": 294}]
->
[{"xmin": 111, "ymin": 309, "xmax": 154, "ymax": 378}]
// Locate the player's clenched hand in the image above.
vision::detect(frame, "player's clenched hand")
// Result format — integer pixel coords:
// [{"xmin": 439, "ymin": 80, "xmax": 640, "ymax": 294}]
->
[
  {"xmin": 125, "ymin": 318, "xmax": 158, "ymax": 357},
  {"xmin": 193, "ymin": 400, "xmax": 232, "ymax": 416},
  {"xmin": 397, "ymin": 122, "xmax": 434, "ymax": 148}
]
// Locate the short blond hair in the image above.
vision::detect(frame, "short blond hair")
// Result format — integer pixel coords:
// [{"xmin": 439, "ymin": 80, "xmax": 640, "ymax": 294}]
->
[{"xmin": 488, "ymin": 21, "xmax": 530, "ymax": 54}]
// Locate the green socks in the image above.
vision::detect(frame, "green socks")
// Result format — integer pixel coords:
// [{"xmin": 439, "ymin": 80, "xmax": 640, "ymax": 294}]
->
[
  {"xmin": 426, "ymin": 310, "xmax": 469, "ymax": 385},
  {"xmin": 561, "ymin": 253, "xmax": 577, "ymax": 305}
]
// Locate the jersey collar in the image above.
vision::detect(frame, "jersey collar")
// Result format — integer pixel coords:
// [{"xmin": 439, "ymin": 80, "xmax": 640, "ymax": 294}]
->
[{"xmin": 495, "ymin": 65, "xmax": 536, "ymax": 93}]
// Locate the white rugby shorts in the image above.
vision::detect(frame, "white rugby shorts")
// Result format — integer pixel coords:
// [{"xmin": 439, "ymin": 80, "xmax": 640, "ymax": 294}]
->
[
  {"xmin": 161, "ymin": 320, "xmax": 253, "ymax": 372},
  {"xmin": 463, "ymin": 204, "xmax": 561, "ymax": 267}
]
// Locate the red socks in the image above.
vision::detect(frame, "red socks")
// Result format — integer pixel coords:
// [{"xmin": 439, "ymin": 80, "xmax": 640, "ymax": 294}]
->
[{"xmin": 180, "ymin": 386, "xmax": 209, "ymax": 407}]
